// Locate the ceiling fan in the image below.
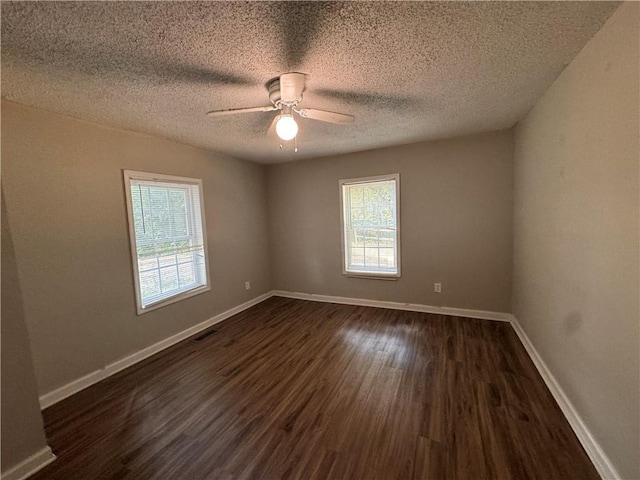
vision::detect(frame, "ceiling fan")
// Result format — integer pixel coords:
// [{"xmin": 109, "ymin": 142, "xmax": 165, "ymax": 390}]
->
[{"xmin": 206, "ymin": 73, "xmax": 354, "ymax": 146}]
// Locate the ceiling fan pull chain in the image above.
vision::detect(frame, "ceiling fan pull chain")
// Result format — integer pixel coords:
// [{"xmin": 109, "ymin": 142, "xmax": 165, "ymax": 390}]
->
[{"xmin": 294, "ymin": 135, "xmax": 298, "ymax": 153}]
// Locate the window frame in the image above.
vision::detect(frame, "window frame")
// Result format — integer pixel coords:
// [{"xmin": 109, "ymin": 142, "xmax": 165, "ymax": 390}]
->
[
  {"xmin": 123, "ymin": 170, "xmax": 211, "ymax": 315},
  {"xmin": 339, "ymin": 173, "xmax": 401, "ymax": 280}
]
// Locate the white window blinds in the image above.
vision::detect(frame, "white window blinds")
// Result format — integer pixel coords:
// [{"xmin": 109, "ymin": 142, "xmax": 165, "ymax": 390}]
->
[
  {"xmin": 124, "ymin": 171, "xmax": 210, "ymax": 313},
  {"xmin": 340, "ymin": 174, "xmax": 400, "ymax": 277}
]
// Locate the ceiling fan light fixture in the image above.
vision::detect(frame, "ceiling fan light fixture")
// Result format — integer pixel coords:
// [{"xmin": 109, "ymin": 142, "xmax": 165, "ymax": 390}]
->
[{"xmin": 275, "ymin": 114, "xmax": 298, "ymax": 141}]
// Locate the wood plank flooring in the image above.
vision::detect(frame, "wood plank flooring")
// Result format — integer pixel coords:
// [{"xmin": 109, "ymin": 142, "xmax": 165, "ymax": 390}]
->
[{"xmin": 32, "ymin": 296, "xmax": 599, "ymax": 479}]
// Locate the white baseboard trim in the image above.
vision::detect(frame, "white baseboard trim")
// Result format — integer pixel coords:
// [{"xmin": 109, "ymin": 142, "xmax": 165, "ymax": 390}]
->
[
  {"xmin": 39, "ymin": 292, "xmax": 274, "ymax": 410},
  {"xmin": 1, "ymin": 446, "xmax": 56, "ymax": 480},
  {"xmin": 509, "ymin": 315, "xmax": 619, "ymax": 480},
  {"xmin": 271, "ymin": 290, "xmax": 512, "ymax": 322}
]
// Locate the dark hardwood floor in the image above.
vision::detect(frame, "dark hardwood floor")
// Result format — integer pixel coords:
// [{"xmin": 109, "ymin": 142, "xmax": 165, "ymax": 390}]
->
[{"xmin": 33, "ymin": 296, "xmax": 599, "ymax": 480}]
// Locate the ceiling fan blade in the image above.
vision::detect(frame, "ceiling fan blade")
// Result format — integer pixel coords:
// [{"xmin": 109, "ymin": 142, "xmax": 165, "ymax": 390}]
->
[
  {"xmin": 297, "ymin": 108, "xmax": 354, "ymax": 124},
  {"xmin": 279, "ymin": 73, "xmax": 305, "ymax": 103},
  {"xmin": 207, "ymin": 105, "xmax": 278, "ymax": 117}
]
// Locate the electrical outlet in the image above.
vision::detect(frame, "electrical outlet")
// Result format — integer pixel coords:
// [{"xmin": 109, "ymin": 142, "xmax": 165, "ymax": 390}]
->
[
  {"xmin": 245, "ymin": 281, "xmax": 251, "ymax": 290},
  {"xmin": 434, "ymin": 283, "xmax": 442, "ymax": 293}
]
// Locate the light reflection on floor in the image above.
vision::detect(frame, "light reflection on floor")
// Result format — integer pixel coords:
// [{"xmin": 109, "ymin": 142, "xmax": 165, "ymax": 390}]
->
[{"xmin": 339, "ymin": 327, "xmax": 409, "ymax": 365}]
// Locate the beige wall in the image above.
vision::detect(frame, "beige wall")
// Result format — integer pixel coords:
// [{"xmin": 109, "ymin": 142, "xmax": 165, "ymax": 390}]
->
[
  {"xmin": 1, "ymin": 100, "xmax": 271, "ymax": 396},
  {"xmin": 512, "ymin": 3, "xmax": 639, "ymax": 479},
  {"xmin": 1, "ymin": 192, "xmax": 49, "ymax": 472},
  {"xmin": 268, "ymin": 130, "xmax": 514, "ymax": 313}
]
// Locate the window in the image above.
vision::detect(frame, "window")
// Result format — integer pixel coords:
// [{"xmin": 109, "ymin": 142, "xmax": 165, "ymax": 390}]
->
[
  {"xmin": 123, "ymin": 170, "xmax": 210, "ymax": 314},
  {"xmin": 340, "ymin": 174, "xmax": 400, "ymax": 278}
]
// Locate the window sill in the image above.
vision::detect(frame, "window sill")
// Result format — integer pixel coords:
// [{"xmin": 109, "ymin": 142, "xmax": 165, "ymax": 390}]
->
[
  {"xmin": 343, "ymin": 272, "xmax": 400, "ymax": 281},
  {"xmin": 137, "ymin": 284, "xmax": 211, "ymax": 315}
]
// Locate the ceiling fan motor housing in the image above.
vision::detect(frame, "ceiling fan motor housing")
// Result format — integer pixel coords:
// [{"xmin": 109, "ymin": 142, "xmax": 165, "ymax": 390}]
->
[{"xmin": 268, "ymin": 73, "xmax": 305, "ymax": 107}]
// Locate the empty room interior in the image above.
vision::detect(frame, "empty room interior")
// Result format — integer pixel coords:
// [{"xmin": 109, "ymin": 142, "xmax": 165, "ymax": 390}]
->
[{"xmin": 1, "ymin": 2, "xmax": 638, "ymax": 480}]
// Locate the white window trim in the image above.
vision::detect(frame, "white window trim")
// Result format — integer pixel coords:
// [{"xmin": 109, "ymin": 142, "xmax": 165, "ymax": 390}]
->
[
  {"xmin": 339, "ymin": 173, "xmax": 401, "ymax": 280},
  {"xmin": 123, "ymin": 170, "xmax": 211, "ymax": 315}
]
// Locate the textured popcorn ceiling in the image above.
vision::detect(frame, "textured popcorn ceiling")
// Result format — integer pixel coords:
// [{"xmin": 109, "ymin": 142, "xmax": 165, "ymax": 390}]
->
[{"xmin": 1, "ymin": 2, "xmax": 619, "ymax": 164}]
